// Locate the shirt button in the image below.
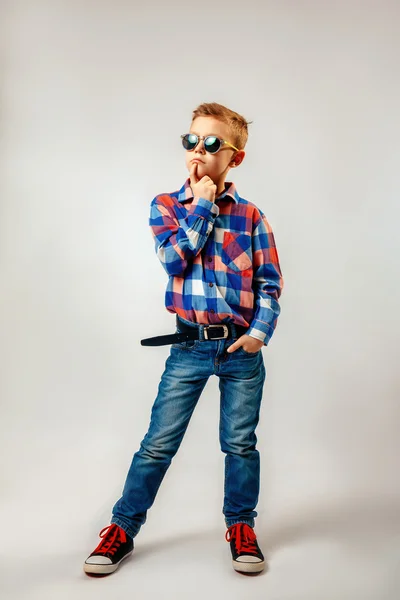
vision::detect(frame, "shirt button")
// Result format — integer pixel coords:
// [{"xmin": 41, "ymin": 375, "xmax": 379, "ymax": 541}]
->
[
  {"xmin": 207, "ymin": 257, "xmax": 212, "ymax": 262},
  {"xmin": 208, "ymin": 283, "xmax": 213, "ymax": 287},
  {"xmin": 210, "ymin": 309, "xmax": 215, "ymax": 314}
]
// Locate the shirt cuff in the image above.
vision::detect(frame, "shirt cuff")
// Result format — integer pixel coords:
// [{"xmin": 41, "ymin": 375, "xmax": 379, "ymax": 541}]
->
[
  {"xmin": 188, "ymin": 196, "xmax": 220, "ymax": 219},
  {"xmin": 246, "ymin": 321, "xmax": 275, "ymax": 346}
]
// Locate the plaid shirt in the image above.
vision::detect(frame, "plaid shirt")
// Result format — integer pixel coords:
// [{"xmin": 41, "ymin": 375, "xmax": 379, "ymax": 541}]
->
[{"xmin": 149, "ymin": 177, "xmax": 284, "ymax": 346}]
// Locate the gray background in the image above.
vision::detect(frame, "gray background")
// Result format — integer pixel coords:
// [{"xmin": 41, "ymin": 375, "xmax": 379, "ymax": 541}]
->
[{"xmin": 0, "ymin": 1, "xmax": 399, "ymax": 598}]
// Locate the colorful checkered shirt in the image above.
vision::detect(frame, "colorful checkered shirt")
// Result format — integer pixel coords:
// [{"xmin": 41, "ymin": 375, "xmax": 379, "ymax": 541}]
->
[{"xmin": 149, "ymin": 177, "xmax": 284, "ymax": 346}]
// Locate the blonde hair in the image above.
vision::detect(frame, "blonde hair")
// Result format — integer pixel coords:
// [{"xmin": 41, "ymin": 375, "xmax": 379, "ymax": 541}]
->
[{"xmin": 191, "ymin": 102, "xmax": 252, "ymax": 151}]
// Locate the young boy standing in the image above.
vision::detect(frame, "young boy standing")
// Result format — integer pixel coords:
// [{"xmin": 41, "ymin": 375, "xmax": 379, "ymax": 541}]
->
[{"xmin": 84, "ymin": 102, "xmax": 284, "ymax": 576}]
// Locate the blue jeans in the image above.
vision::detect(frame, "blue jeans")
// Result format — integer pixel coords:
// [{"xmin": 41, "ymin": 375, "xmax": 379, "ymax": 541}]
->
[{"xmin": 111, "ymin": 315, "xmax": 267, "ymax": 538}]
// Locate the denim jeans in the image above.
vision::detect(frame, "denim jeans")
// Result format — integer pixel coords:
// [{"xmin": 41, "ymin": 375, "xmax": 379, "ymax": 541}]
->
[{"xmin": 111, "ymin": 315, "xmax": 267, "ymax": 538}]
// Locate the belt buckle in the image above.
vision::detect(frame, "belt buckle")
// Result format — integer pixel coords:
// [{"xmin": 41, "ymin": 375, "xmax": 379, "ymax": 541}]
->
[{"xmin": 203, "ymin": 324, "xmax": 229, "ymax": 340}]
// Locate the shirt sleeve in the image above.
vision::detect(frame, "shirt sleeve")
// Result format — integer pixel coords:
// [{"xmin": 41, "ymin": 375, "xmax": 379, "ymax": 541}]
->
[
  {"xmin": 149, "ymin": 194, "xmax": 220, "ymax": 276},
  {"xmin": 247, "ymin": 213, "xmax": 284, "ymax": 346}
]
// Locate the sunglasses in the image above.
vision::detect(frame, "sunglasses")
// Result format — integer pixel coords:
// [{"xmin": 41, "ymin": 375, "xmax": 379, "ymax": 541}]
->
[{"xmin": 181, "ymin": 133, "xmax": 239, "ymax": 154}]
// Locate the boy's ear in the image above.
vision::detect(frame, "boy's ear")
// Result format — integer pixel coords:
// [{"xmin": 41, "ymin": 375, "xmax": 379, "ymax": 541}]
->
[{"xmin": 230, "ymin": 150, "xmax": 245, "ymax": 166}]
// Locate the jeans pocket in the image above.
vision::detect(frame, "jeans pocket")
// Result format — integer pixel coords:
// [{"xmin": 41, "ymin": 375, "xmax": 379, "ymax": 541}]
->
[
  {"xmin": 236, "ymin": 346, "xmax": 260, "ymax": 356},
  {"xmin": 221, "ymin": 231, "xmax": 252, "ymax": 272}
]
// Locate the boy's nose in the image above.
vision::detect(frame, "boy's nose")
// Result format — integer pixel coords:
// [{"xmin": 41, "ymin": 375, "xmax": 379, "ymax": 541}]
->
[{"xmin": 194, "ymin": 138, "xmax": 206, "ymax": 152}]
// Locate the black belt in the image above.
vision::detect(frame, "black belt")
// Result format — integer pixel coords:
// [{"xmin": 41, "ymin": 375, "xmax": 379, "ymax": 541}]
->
[{"xmin": 140, "ymin": 316, "xmax": 248, "ymax": 347}]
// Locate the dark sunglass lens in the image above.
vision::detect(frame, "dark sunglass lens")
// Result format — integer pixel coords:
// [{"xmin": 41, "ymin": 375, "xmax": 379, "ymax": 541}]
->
[
  {"xmin": 204, "ymin": 136, "xmax": 220, "ymax": 153},
  {"xmin": 182, "ymin": 133, "xmax": 197, "ymax": 150}
]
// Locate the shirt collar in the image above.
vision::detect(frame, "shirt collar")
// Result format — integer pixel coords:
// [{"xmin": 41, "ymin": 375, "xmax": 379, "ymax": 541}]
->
[{"xmin": 177, "ymin": 177, "xmax": 239, "ymax": 204}]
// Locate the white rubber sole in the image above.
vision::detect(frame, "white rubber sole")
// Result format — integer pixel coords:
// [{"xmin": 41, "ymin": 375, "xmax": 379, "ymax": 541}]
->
[
  {"xmin": 232, "ymin": 558, "xmax": 265, "ymax": 573},
  {"xmin": 83, "ymin": 550, "xmax": 133, "ymax": 575}
]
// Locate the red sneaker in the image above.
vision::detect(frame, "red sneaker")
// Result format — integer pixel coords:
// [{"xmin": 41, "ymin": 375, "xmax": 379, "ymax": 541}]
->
[
  {"xmin": 84, "ymin": 524, "xmax": 134, "ymax": 576},
  {"xmin": 225, "ymin": 523, "xmax": 265, "ymax": 573}
]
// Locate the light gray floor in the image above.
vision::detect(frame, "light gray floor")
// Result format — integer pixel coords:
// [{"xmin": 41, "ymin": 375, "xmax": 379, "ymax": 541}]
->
[{"xmin": 2, "ymin": 498, "xmax": 399, "ymax": 600}]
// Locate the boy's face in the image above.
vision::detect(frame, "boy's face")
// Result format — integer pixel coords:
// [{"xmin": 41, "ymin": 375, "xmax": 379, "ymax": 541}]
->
[{"xmin": 184, "ymin": 117, "xmax": 245, "ymax": 191}]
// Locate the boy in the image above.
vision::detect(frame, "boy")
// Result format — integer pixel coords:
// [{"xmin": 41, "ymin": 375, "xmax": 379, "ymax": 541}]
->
[{"xmin": 83, "ymin": 102, "xmax": 284, "ymax": 576}]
